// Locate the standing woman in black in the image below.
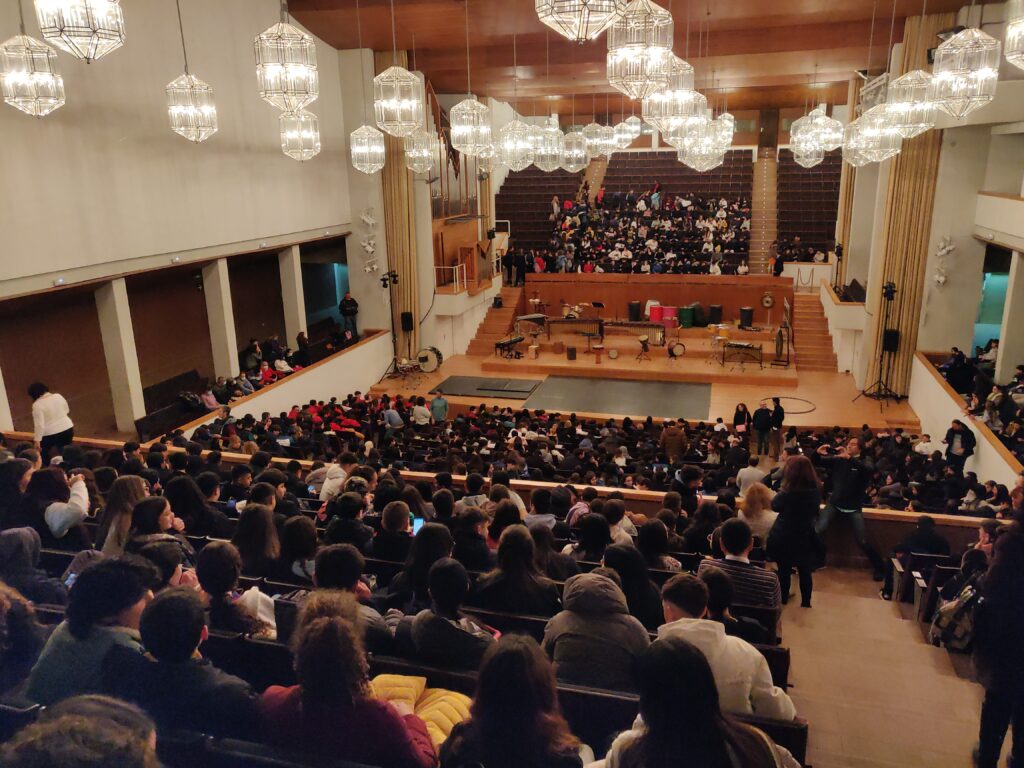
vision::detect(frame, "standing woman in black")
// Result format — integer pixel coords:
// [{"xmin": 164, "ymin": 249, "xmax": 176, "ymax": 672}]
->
[
  {"xmin": 29, "ymin": 383, "xmax": 74, "ymax": 463},
  {"xmin": 732, "ymin": 403, "xmax": 753, "ymax": 446},
  {"xmin": 767, "ymin": 455, "xmax": 822, "ymax": 607}
]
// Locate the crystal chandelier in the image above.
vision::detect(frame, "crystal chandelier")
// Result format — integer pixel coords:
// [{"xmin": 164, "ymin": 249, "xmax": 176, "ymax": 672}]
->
[
  {"xmin": 497, "ymin": 118, "xmax": 535, "ymax": 172},
  {"xmin": 806, "ymin": 107, "xmax": 843, "ymax": 150},
  {"xmin": 793, "ymin": 145, "xmax": 824, "ymax": 169},
  {"xmin": 373, "ymin": 0, "xmax": 425, "ymax": 137},
  {"xmin": 885, "ymin": 70, "xmax": 935, "ymax": 138},
  {"xmin": 450, "ymin": 2, "xmax": 491, "ymax": 156},
  {"xmin": 476, "ymin": 142, "xmax": 496, "ymax": 173},
  {"xmin": 613, "ymin": 120, "xmax": 634, "ymax": 148},
  {"xmin": 928, "ymin": 27, "xmax": 1001, "ymax": 120},
  {"xmin": 789, "ymin": 114, "xmax": 821, "ymax": 166},
  {"xmin": 280, "ymin": 109, "xmax": 320, "ymax": 160},
  {"xmin": 1, "ymin": 2, "xmax": 64, "ymax": 118},
  {"xmin": 598, "ymin": 124, "xmax": 616, "ymax": 156},
  {"xmin": 606, "ymin": 0, "xmax": 673, "ymax": 100},
  {"xmin": 715, "ymin": 112, "xmax": 734, "ymax": 149},
  {"xmin": 561, "ymin": 129, "xmax": 589, "ymax": 172},
  {"xmin": 841, "ymin": 117, "xmax": 872, "ymax": 167},
  {"xmin": 254, "ymin": 4, "xmax": 318, "ymax": 113},
  {"xmin": 404, "ymin": 128, "xmax": 436, "ymax": 173},
  {"xmin": 34, "ymin": 0, "xmax": 124, "ymax": 62},
  {"xmin": 858, "ymin": 104, "xmax": 902, "ymax": 162},
  {"xmin": 1008, "ymin": 0, "xmax": 1024, "ymax": 71},
  {"xmin": 641, "ymin": 54, "xmax": 699, "ymax": 132},
  {"xmin": 536, "ymin": 0, "xmax": 627, "ymax": 42},
  {"xmin": 661, "ymin": 101, "xmax": 707, "ymax": 149},
  {"xmin": 582, "ymin": 120, "xmax": 604, "ymax": 155},
  {"xmin": 166, "ymin": 0, "xmax": 216, "ymax": 143},
  {"xmin": 676, "ymin": 111, "xmax": 720, "ymax": 170},
  {"xmin": 533, "ymin": 122, "xmax": 564, "ymax": 172},
  {"xmin": 351, "ymin": 124, "xmax": 385, "ymax": 174},
  {"xmin": 624, "ymin": 114, "xmax": 642, "ymax": 139}
]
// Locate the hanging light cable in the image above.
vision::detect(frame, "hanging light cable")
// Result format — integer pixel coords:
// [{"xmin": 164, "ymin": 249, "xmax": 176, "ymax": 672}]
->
[
  {"xmin": 885, "ymin": 0, "xmax": 935, "ymax": 138},
  {"xmin": 1, "ymin": 0, "xmax": 65, "ymax": 116},
  {"xmin": 166, "ymin": 0, "xmax": 217, "ymax": 143},
  {"xmin": 533, "ymin": 31, "xmax": 565, "ymax": 171},
  {"xmin": 350, "ymin": 0, "xmax": 385, "ymax": 174},
  {"xmin": 374, "ymin": 0, "xmax": 425, "ymax": 137},
  {"xmin": 497, "ymin": 34, "xmax": 534, "ymax": 171},
  {"xmin": 450, "ymin": 0, "xmax": 491, "ymax": 156}
]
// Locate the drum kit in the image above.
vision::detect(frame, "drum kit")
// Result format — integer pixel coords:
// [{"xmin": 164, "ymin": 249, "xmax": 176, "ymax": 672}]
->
[{"xmin": 387, "ymin": 346, "xmax": 444, "ymax": 381}]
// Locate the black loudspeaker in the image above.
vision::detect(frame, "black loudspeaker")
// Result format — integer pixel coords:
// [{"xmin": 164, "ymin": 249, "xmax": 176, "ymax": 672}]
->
[
  {"xmin": 400, "ymin": 312, "xmax": 415, "ymax": 332},
  {"xmin": 739, "ymin": 306, "xmax": 754, "ymax": 328},
  {"xmin": 690, "ymin": 302, "xmax": 707, "ymax": 328},
  {"xmin": 628, "ymin": 301, "xmax": 642, "ymax": 322},
  {"xmin": 708, "ymin": 304, "xmax": 723, "ymax": 325},
  {"xmin": 567, "ymin": 347, "xmax": 577, "ymax": 361},
  {"xmin": 492, "ymin": 296, "xmax": 503, "ymax": 309},
  {"xmin": 882, "ymin": 329, "xmax": 901, "ymax": 353}
]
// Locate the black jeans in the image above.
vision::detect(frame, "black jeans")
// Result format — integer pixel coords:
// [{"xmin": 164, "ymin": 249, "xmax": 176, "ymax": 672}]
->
[
  {"xmin": 756, "ymin": 429, "xmax": 770, "ymax": 455},
  {"xmin": 776, "ymin": 560, "xmax": 813, "ymax": 606},
  {"xmin": 40, "ymin": 427, "xmax": 74, "ymax": 463},
  {"xmin": 978, "ymin": 688, "xmax": 1024, "ymax": 768}
]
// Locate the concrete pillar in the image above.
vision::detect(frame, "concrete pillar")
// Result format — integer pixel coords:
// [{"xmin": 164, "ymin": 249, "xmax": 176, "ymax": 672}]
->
[
  {"xmin": 202, "ymin": 259, "xmax": 239, "ymax": 378},
  {"xmin": 278, "ymin": 245, "xmax": 307, "ymax": 347},
  {"xmin": 95, "ymin": 278, "xmax": 146, "ymax": 432},
  {"xmin": 995, "ymin": 251, "xmax": 1024, "ymax": 384},
  {"xmin": 0, "ymin": 364, "xmax": 14, "ymax": 432}
]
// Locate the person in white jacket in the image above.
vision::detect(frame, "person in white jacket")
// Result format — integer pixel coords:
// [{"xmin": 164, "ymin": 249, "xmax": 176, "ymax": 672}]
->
[
  {"xmin": 657, "ymin": 573, "xmax": 796, "ymax": 722},
  {"xmin": 29, "ymin": 382, "xmax": 74, "ymax": 462},
  {"xmin": 318, "ymin": 454, "xmax": 360, "ymax": 502}
]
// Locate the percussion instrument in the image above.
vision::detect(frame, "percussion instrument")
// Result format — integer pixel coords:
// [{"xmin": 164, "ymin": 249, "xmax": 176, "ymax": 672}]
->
[
  {"xmin": 638, "ymin": 335, "xmax": 649, "ymax": 343},
  {"xmin": 593, "ymin": 343, "xmax": 604, "ymax": 364},
  {"xmin": 608, "ymin": 349, "xmax": 620, "ymax": 360},
  {"xmin": 649, "ymin": 305, "xmax": 665, "ymax": 323},
  {"xmin": 662, "ymin": 306, "xmax": 678, "ymax": 321},
  {"xmin": 416, "ymin": 346, "xmax": 444, "ymax": 373},
  {"xmin": 668, "ymin": 342, "xmax": 686, "ymax": 358},
  {"xmin": 528, "ymin": 345, "xmax": 540, "ymax": 359},
  {"xmin": 678, "ymin": 306, "xmax": 695, "ymax": 328},
  {"xmin": 636, "ymin": 335, "xmax": 651, "ymax": 362},
  {"xmin": 494, "ymin": 336, "xmax": 525, "ymax": 359}
]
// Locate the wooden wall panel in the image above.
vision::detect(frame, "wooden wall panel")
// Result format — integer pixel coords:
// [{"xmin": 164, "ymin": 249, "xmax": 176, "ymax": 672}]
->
[
  {"xmin": 0, "ymin": 289, "xmax": 116, "ymax": 436},
  {"xmin": 126, "ymin": 266, "xmax": 216, "ymax": 388},
  {"xmin": 524, "ymin": 274, "xmax": 793, "ymax": 325},
  {"xmin": 228, "ymin": 253, "xmax": 287, "ymax": 350}
]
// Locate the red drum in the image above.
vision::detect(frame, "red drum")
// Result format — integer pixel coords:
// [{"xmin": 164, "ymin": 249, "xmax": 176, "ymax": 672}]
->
[
  {"xmin": 661, "ymin": 306, "xmax": 678, "ymax": 320},
  {"xmin": 649, "ymin": 305, "xmax": 665, "ymax": 322},
  {"xmin": 661, "ymin": 318, "xmax": 677, "ymax": 330}
]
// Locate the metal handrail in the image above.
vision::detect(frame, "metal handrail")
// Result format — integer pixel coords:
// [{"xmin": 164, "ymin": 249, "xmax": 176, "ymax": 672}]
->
[{"xmin": 434, "ymin": 263, "xmax": 467, "ymax": 293}]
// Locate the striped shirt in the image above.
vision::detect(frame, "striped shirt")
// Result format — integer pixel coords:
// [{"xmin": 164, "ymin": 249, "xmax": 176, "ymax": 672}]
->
[{"xmin": 698, "ymin": 556, "xmax": 781, "ymax": 610}]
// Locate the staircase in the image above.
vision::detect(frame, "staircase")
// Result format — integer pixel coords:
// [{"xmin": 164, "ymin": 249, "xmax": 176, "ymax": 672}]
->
[
  {"xmin": 583, "ymin": 156, "xmax": 607, "ymax": 203},
  {"xmin": 749, "ymin": 147, "xmax": 777, "ymax": 273},
  {"xmin": 790, "ymin": 293, "xmax": 838, "ymax": 372},
  {"xmin": 494, "ymin": 167, "xmax": 581, "ymax": 251},
  {"xmin": 465, "ymin": 286, "xmax": 526, "ymax": 356}
]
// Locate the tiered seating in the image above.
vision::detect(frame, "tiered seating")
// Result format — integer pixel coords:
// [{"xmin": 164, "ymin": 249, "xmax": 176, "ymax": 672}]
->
[
  {"xmin": 776, "ymin": 148, "xmax": 842, "ymax": 254},
  {"xmin": 601, "ymin": 149, "xmax": 754, "ymax": 199},
  {"xmin": 495, "ymin": 166, "xmax": 582, "ymax": 250}
]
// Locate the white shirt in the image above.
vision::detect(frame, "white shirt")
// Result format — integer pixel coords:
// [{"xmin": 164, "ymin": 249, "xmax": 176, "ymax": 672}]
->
[
  {"xmin": 32, "ymin": 392, "xmax": 73, "ymax": 442},
  {"xmin": 658, "ymin": 618, "xmax": 796, "ymax": 721},
  {"xmin": 915, "ymin": 439, "xmax": 939, "ymax": 455},
  {"xmin": 736, "ymin": 466, "xmax": 767, "ymax": 496},
  {"xmin": 412, "ymin": 405, "xmax": 432, "ymax": 425}
]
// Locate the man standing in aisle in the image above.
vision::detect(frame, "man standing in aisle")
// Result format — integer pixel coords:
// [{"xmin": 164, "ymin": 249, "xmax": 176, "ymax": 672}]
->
[
  {"xmin": 752, "ymin": 401, "xmax": 773, "ymax": 458},
  {"xmin": 769, "ymin": 397, "xmax": 785, "ymax": 460},
  {"xmin": 430, "ymin": 392, "xmax": 449, "ymax": 424},
  {"xmin": 339, "ymin": 292, "xmax": 359, "ymax": 341}
]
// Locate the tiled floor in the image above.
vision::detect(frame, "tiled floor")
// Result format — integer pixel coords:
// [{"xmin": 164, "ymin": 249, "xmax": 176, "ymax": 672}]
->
[{"xmin": 784, "ymin": 569, "xmax": 985, "ymax": 768}]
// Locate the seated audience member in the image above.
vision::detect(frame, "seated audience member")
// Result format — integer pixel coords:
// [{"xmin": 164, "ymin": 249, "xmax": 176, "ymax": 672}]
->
[
  {"xmin": 739, "ymin": 481, "xmax": 777, "ymax": 544},
  {"xmin": 636, "ymin": 519, "xmax": 682, "ymax": 571},
  {"xmin": 454, "ymin": 472, "xmax": 488, "ymax": 514},
  {"xmin": 0, "ymin": 527, "xmax": 68, "ymax": 605},
  {"xmin": 312, "ymin": 544, "xmax": 392, "ymax": 653},
  {"xmin": 389, "ymin": 522, "xmax": 455, "ymax": 612},
  {"xmin": 439, "ymin": 635, "xmax": 585, "ymax": 768},
  {"xmin": 319, "ymin": 453, "xmax": 359, "ymax": 502},
  {"xmin": 531, "ymin": 523, "xmax": 580, "ymax": 581},
  {"xmin": 371, "ymin": 500, "xmax": 414, "ymax": 561},
  {"xmin": 22, "ymin": 467, "xmax": 92, "ymax": 551},
  {"xmin": 657, "ymin": 574, "xmax": 795, "ymax": 720},
  {"xmin": 453, "ymin": 507, "xmax": 496, "ymax": 572},
  {"xmin": 223, "ymin": 465, "xmax": 253, "ymax": 501},
  {"xmin": 0, "ymin": 582, "xmax": 47, "ymax": 692},
  {"xmin": 0, "ymin": 695, "xmax": 160, "ymax": 768},
  {"xmin": 697, "ymin": 519, "xmax": 782, "ymax": 610},
  {"xmin": 736, "ymin": 456, "xmax": 767, "ymax": 496},
  {"xmin": 603, "ymin": 636, "xmax": 800, "ymax": 768},
  {"xmin": 273, "ymin": 515, "xmax": 320, "ymax": 584},
  {"xmin": 400, "ymin": 557, "xmax": 497, "ymax": 670},
  {"xmin": 700, "ymin": 565, "xmax": 771, "ymax": 645},
  {"xmin": 95, "ymin": 475, "xmax": 149, "ymax": 555},
  {"xmin": 542, "ymin": 571, "xmax": 650, "ymax": 691},
  {"xmin": 681, "ymin": 500, "xmax": 722, "ymax": 555},
  {"xmin": 603, "ymin": 543, "xmax": 665, "ymax": 631},
  {"xmin": 136, "ymin": 540, "xmax": 197, "ymax": 592},
  {"xmin": 0, "ymin": 457, "xmax": 33, "ymax": 529},
  {"xmin": 102, "ymin": 588, "xmax": 259, "ymax": 738},
  {"xmin": 471, "ymin": 526, "xmax": 562, "ymax": 617},
  {"xmin": 125, "ymin": 497, "xmax": 195, "ymax": 567},
  {"xmin": 259, "ymin": 605, "xmax": 436, "ymax": 767},
  {"xmin": 324, "ymin": 491, "xmax": 374, "ymax": 551},
  {"xmin": 27, "ymin": 557, "xmax": 158, "ymax": 705},
  {"xmin": 602, "ymin": 499, "xmax": 634, "ymax": 546},
  {"xmin": 432, "ymin": 488, "xmax": 456, "ymax": 531},
  {"xmin": 164, "ymin": 474, "xmax": 233, "ymax": 538},
  {"xmin": 938, "ymin": 548, "xmax": 989, "ymax": 605},
  {"xmin": 231, "ymin": 503, "xmax": 281, "ymax": 578},
  {"xmin": 562, "ymin": 513, "xmax": 612, "ymax": 563},
  {"xmin": 525, "ymin": 488, "xmax": 557, "ymax": 529},
  {"xmin": 197, "ymin": 541, "xmax": 275, "ymax": 638},
  {"xmin": 486, "ymin": 499, "xmax": 523, "ymax": 550},
  {"xmin": 879, "ymin": 515, "xmax": 952, "ymax": 601}
]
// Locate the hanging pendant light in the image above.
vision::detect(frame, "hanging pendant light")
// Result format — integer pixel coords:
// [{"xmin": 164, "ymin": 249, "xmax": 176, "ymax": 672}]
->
[
  {"xmin": 536, "ymin": 0, "xmax": 627, "ymax": 42},
  {"xmin": 255, "ymin": 2, "xmax": 318, "ymax": 112},
  {"xmin": 476, "ymin": 142, "xmax": 496, "ymax": 173},
  {"xmin": 34, "ymin": 0, "xmax": 124, "ymax": 62},
  {"xmin": 561, "ymin": 130, "xmax": 589, "ymax": 172},
  {"xmin": 805, "ymin": 106, "xmax": 843, "ymax": 151},
  {"xmin": 928, "ymin": 27, "xmax": 1001, "ymax": 120},
  {"xmin": 642, "ymin": 54, "xmax": 699, "ymax": 131},
  {"xmin": 1, "ymin": 1, "xmax": 64, "ymax": 117},
  {"xmin": 613, "ymin": 119, "xmax": 634, "ymax": 148},
  {"xmin": 597, "ymin": 124, "xmax": 616, "ymax": 157},
  {"xmin": 404, "ymin": 128, "xmax": 436, "ymax": 173},
  {"xmin": 497, "ymin": 118, "xmax": 535, "ymax": 172},
  {"xmin": 606, "ymin": 0, "xmax": 673, "ymax": 100},
  {"xmin": 841, "ymin": 117, "xmax": 871, "ymax": 167},
  {"xmin": 624, "ymin": 113, "xmax": 642, "ymax": 139},
  {"xmin": 1007, "ymin": 0, "xmax": 1024, "ymax": 71},
  {"xmin": 713, "ymin": 113, "xmax": 733, "ymax": 152},
  {"xmin": 793, "ymin": 146, "xmax": 824, "ymax": 169},
  {"xmin": 450, "ymin": 1, "xmax": 491, "ymax": 156},
  {"xmin": 582, "ymin": 120, "xmax": 604, "ymax": 154},
  {"xmin": 790, "ymin": 113, "xmax": 821, "ymax": 165},
  {"xmin": 859, "ymin": 104, "xmax": 902, "ymax": 162},
  {"xmin": 350, "ymin": 0, "xmax": 384, "ymax": 174},
  {"xmin": 533, "ymin": 121, "xmax": 564, "ymax": 172},
  {"xmin": 373, "ymin": 0, "xmax": 424, "ymax": 137},
  {"xmin": 280, "ymin": 109, "xmax": 320, "ymax": 160},
  {"xmin": 166, "ymin": 0, "xmax": 216, "ymax": 143},
  {"xmin": 885, "ymin": 70, "xmax": 935, "ymax": 138}
]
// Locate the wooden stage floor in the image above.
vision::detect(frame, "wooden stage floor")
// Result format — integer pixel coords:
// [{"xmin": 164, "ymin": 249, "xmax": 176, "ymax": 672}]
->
[{"xmin": 371, "ymin": 354, "xmax": 921, "ymax": 432}]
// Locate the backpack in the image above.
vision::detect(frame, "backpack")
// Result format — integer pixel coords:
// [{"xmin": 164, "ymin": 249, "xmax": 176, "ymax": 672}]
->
[{"xmin": 930, "ymin": 577, "xmax": 981, "ymax": 651}]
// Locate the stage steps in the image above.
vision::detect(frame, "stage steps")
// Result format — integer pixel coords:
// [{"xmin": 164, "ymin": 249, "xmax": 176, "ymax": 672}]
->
[
  {"xmin": 466, "ymin": 286, "xmax": 525, "ymax": 356},
  {"xmin": 790, "ymin": 293, "xmax": 838, "ymax": 372},
  {"xmin": 583, "ymin": 156, "xmax": 607, "ymax": 203},
  {"xmin": 749, "ymin": 147, "xmax": 777, "ymax": 273}
]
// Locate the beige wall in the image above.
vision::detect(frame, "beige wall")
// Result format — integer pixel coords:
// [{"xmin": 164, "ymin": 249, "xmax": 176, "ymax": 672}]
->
[{"xmin": 0, "ymin": 0, "xmax": 350, "ymax": 290}]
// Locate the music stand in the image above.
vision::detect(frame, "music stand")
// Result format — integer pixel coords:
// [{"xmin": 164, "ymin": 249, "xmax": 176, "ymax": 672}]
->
[{"xmin": 592, "ymin": 301, "xmax": 605, "ymax": 320}]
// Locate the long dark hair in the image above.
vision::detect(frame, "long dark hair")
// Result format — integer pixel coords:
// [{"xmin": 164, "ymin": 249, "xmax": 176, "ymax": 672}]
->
[
  {"xmin": 232, "ymin": 503, "xmax": 280, "ymax": 568},
  {"xmin": 399, "ymin": 523, "xmax": 453, "ymax": 601},
  {"xmin": 781, "ymin": 454, "xmax": 820, "ymax": 492},
  {"xmin": 467, "ymin": 635, "xmax": 579, "ymax": 768},
  {"xmin": 25, "ymin": 468, "xmax": 69, "ymax": 510},
  {"xmin": 294, "ymin": 616, "xmax": 368, "ymax": 708},
  {"xmin": 620, "ymin": 637, "xmax": 777, "ymax": 768},
  {"xmin": 130, "ymin": 498, "xmax": 171, "ymax": 536}
]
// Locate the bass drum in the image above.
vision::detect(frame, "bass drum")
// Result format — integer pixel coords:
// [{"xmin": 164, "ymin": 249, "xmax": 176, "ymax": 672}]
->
[{"xmin": 416, "ymin": 346, "xmax": 444, "ymax": 373}]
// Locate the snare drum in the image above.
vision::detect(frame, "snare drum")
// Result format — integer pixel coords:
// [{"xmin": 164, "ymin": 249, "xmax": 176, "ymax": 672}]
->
[{"xmin": 668, "ymin": 342, "xmax": 686, "ymax": 358}]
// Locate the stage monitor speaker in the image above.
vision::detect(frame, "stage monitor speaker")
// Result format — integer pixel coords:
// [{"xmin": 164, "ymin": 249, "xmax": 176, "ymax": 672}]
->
[
  {"xmin": 567, "ymin": 347, "xmax": 577, "ymax": 361},
  {"xmin": 707, "ymin": 304, "xmax": 723, "ymax": 325},
  {"xmin": 492, "ymin": 296, "xmax": 503, "ymax": 309},
  {"xmin": 400, "ymin": 312, "xmax": 415, "ymax": 332},
  {"xmin": 882, "ymin": 329, "xmax": 901, "ymax": 353},
  {"xmin": 739, "ymin": 306, "xmax": 754, "ymax": 328},
  {"xmin": 628, "ymin": 301, "xmax": 642, "ymax": 322}
]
